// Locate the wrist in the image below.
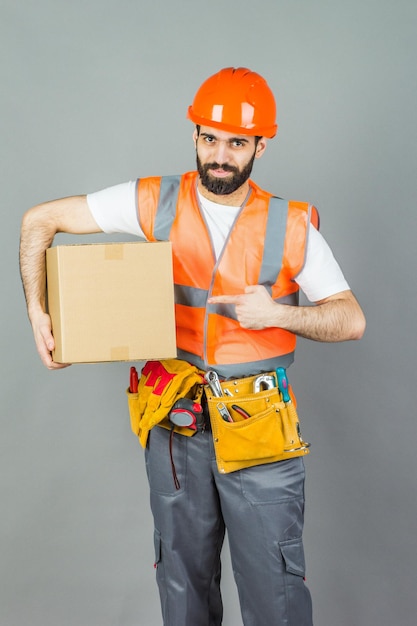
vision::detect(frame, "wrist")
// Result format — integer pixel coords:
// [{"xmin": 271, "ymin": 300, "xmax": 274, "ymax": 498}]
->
[
  {"xmin": 269, "ymin": 302, "xmax": 292, "ymax": 330},
  {"xmin": 28, "ymin": 304, "xmax": 47, "ymax": 324}
]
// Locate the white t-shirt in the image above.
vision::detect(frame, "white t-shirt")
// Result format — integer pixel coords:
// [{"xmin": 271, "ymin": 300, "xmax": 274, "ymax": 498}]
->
[{"xmin": 87, "ymin": 180, "xmax": 350, "ymax": 302}]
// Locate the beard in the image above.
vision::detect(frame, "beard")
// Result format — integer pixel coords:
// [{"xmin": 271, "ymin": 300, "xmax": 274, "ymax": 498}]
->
[{"xmin": 196, "ymin": 151, "xmax": 256, "ymax": 195}]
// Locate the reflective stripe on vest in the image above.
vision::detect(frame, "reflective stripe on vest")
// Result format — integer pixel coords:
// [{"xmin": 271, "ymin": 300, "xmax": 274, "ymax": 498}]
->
[{"xmin": 137, "ymin": 171, "xmax": 316, "ymax": 376}]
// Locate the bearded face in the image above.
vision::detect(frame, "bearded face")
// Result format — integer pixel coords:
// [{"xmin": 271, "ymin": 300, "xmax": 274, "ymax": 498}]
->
[{"xmin": 196, "ymin": 151, "xmax": 256, "ymax": 195}]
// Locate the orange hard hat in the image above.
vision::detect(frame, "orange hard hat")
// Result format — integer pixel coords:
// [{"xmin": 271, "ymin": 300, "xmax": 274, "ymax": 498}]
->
[{"xmin": 187, "ymin": 67, "xmax": 277, "ymax": 138}]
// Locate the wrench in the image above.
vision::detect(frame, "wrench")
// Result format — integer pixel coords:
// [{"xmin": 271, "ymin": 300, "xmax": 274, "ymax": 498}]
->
[
  {"xmin": 253, "ymin": 374, "xmax": 276, "ymax": 393},
  {"xmin": 205, "ymin": 370, "xmax": 224, "ymax": 397}
]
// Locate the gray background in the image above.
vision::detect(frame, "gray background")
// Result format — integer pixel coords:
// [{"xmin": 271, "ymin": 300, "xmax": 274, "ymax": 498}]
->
[{"xmin": 2, "ymin": 0, "xmax": 416, "ymax": 624}]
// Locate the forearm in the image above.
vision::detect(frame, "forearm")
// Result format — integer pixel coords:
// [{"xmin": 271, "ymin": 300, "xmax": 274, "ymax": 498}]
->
[
  {"xmin": 271, "ymin": 291, "xmax": 366, "ymax": 342},
  {"xmin": 19, "ymin": 206, "xmax": 56, "ymax": 320},
  {"xmin": 20, "ymin": 195, "xmax": 100, "ymax": 320},
  {"xmin": 209, "ymin": 286, "xmax": 366, "ymax": 343},
  {"xmin": 20, "ymin": 196, "xmax": 101, "ymax": 369}
]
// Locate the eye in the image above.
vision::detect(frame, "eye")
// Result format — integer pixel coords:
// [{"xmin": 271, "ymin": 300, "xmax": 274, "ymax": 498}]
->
[
  {"xmin": 203, "ymin": 135, "xmax": 216, "ymax": 144},
  {"xmin": 230, "ymin": 139, "xmax": 247, "ymax": 148}
]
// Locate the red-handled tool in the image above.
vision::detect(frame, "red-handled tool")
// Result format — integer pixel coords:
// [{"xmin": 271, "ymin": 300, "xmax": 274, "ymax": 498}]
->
[
  {"xmin": 129, "ymin": 366, "xmax": 139, "ymax": 393},
  {"xmin": 231, "ymin": 404, "xmax": 251, "ymax": 419}
]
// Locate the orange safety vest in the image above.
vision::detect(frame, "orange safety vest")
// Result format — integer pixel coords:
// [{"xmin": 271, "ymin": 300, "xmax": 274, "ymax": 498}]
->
[{"xmin": 137, "ymin": 171, "xmax": 319, "ymax": 378}]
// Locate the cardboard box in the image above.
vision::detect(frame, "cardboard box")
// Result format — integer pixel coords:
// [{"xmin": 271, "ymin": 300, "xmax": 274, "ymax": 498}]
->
[{"xmin": 46, "ymin": 241, "xmax": 177, "ymax": 363}]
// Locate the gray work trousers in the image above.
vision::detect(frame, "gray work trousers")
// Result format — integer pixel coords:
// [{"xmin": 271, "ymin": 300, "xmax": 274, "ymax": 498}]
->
[{"xmin": 145, "ymin": 425, "xmax": 313, "ymax": 626}]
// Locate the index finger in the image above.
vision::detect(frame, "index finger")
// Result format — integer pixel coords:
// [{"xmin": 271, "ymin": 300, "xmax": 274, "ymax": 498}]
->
[{"xmin": 207, "ymin": 294, "xmax": 244, "ymax": 304}]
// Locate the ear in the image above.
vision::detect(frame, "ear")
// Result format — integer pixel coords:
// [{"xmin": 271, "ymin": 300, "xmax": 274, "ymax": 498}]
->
[
  {"xmin": 255, "ymin": 137, "xmax": 267, "ymax": 159},
  {"xmin": 192, "ymin": 128, "xmax": 198, "ymax": 146}
]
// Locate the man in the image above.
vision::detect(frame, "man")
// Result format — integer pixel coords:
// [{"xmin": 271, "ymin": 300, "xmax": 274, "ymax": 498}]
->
[{"xmin": 20, "ymin": 67, "xmax": 365, "ymax": 625}]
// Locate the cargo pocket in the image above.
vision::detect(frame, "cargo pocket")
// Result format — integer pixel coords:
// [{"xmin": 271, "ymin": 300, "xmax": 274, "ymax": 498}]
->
[
  {"xmin": 279, "ymin": 537, "xmax": 313, "ymax": 624},
  {"xmin": 279, "ymin": 537, "xmax": 306, "ymax": 578}
]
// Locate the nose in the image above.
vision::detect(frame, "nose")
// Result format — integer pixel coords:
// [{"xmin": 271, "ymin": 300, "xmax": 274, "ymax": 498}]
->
[{"xmin": 212, "ymin": 140, "xmax": 230, "ymax": 164}]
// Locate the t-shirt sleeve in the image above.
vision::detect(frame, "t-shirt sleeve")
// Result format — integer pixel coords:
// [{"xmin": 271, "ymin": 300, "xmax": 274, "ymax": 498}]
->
[
  {"xmin": 295, "ymin": 225, "xmax": 350, "ymax": 302},
  {"xmin": 86, "ymin": 180, "xmax": 144, "ymax": 237}
]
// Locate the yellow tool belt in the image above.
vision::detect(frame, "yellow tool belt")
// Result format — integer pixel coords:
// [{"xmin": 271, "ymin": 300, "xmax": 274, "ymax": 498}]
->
[
  {"xmin": 126, "ymin": 360, "xmax": 310, "ymax": 473},
  {"xmin": 204, "ymin": 372, "xmax": 310, "ymax": 473}
]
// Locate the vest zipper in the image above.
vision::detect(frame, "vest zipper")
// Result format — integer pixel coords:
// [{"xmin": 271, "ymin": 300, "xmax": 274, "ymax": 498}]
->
[{"xmin": 196, "ymin": 183, "xmax": 252, "ymax": 369}]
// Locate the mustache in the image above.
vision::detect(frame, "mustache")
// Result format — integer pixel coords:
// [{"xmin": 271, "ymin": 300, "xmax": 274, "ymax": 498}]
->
[{"xmin": 204, "ymin": 162, "xmax": 238, "ymax": 173}]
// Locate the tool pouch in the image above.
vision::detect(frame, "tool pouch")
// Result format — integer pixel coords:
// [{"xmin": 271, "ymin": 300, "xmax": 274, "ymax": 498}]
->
[
  {"xmin": 126, "ymin": 359, "xmax": 205, "ymax": 448},
  {"xmin": 127, "ymin": 389, "xmax": 141, "ymax": 437},
  {"xmin": 205, "ymin": 373, "xmax": 310, "ymax": 474}
]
